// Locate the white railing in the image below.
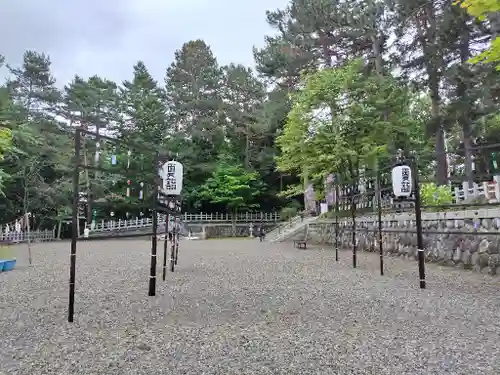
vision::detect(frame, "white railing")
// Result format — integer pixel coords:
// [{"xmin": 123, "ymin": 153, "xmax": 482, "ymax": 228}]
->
[
  {"xmin": 92, "ymin": 216, "xmax": 164, "ymax": 233},
  {"xmin": 270, "ymin": 215, "xmax": 301, "ymax": 236},
  {"xmin": 452, "ymin": 180, "xmax": 500, "ymax": 203},
  {"xmin": 270, "ymin": 215, "xmax": 320, "ymax": 243},
  {"xmin": 266, "ymin": 215, "xmax": 314, "ymax": 241},
  {"xmin": 179, "ymin": 212, "xmax": 279, "ymax": 222},
  {"xmin": 0, "ymin": 229, "xmax": 56, "ymax": 243},
  {"xmin": 334, "ymin": 179, "xmax": 500, "ymax": 212},
  {"xmin": 90, "ymin": 212, "xmax": 280, "ymax": 233},
  {"xmin": 265, "ymin": 219, "xmax": 296, "ymax": 241}
]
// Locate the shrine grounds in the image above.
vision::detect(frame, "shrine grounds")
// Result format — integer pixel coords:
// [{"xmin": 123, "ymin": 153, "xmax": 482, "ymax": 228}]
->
[{"xmin": 1, "ymin": 238, "xmax": 499, "ymax": 374}]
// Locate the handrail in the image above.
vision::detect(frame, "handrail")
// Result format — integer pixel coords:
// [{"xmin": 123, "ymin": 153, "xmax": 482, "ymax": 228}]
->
[
  {"xmin": 89, "ymin": 212, "xmax": 281, "ymax": 233},
  {"xmin": 269, "ymin": 215, "xmax": 321, "ymax": 242},
  {"xmin": 265, "ymin": 215, "xmax": 301, "ymax": 239}
]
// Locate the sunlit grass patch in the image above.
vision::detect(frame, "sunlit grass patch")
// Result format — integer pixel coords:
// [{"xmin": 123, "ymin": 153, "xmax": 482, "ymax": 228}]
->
[{"xmin": 0, "ymin": 244, "xmax": 15, "ymax": 259}]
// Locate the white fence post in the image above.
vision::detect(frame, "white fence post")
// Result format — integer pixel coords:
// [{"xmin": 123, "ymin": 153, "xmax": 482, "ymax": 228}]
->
[
  {"xmin": 454, "ymin": 187, "xmax": 460, "ymax": 203},
  {"xmin": 494, "ymin": 176, "xmax": 500, "ymax": 202},
  {"xmin": 483, "ymin": 181, "xmax": 490, "ymax": 201},
  {"xmin": 462, "ymin": 181, "xmax": 469, "ymax": 200},
  {"xmin": 472, "ymin": 182, "xmax": 479, "ymax": 197}
]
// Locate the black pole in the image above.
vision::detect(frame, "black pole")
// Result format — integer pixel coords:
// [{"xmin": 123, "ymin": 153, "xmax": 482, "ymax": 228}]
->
[
  {"xmin": 175, "ymin": 228, "xmax": 179, "ymax": 265},
  {"xmin": 148, "ymin": 157, "xmax": 159, "ymax": 296},
  {"xmin": 162, "ymin": 213, "xmax": 168, "ymax": 281},
  {"xmin": 412, "ymin": 157, "xmax": 426, "ymax": 289},
  {"xmin": 334, "ymin": 183, "xmax": 339, "ymax": 262},
  {"xmin": 376, "ymin": 169, "xmax": 384, "ymax": 276},
  {"xmin": 149, "ymin": 206, "xmax": 158, "ymax": 295},
  {"xmin": 351, "ymin": 187, "xmax": 357, "ymax": 269},
  {"xmin": 170, "ymin": 216, "xmax": 175, "ymax": 272},
  {"xmin": 68, "ymin": 128, "xmax": 81, "ymax": 323},
  {"xmin": 174, "ymin": 215, "xmax": 179, "ymax": 265}
]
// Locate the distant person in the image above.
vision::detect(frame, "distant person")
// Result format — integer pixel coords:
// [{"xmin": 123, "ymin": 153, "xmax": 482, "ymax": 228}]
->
[{"xmin": 259, "ymin": 226, "xmax": 265, "ymax": 242}]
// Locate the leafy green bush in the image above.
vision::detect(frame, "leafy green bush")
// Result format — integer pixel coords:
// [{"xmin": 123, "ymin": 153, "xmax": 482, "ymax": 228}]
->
[
  {"xmin": 280, "ymin": 200, "xmax": 302, "ymax": 220},
  {"xmin": 420, "ymin": 182, "xmax": 453, "ymax": 206},
  {"xmin": 280, "ymin": 206, "xmax": 299, "ymax": 221}
]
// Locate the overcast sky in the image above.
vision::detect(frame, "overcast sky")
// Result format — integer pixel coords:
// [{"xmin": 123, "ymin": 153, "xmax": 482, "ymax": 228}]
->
[{"xmin": 0, "ymin": 0, "xmax": 288, "ymax": 87}]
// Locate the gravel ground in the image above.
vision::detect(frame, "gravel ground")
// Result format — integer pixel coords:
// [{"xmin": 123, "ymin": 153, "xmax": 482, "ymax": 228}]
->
[{"xmin": 1, "ymin": 239, "xmax": 499, "ymax": 375}]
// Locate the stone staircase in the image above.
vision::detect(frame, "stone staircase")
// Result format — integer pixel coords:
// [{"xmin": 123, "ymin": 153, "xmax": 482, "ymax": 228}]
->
[
  {"xmin": 267, "ymin": 216, "xmax": 320, "ymax": 243},
  {"xmin": 265, "ymin": 216, "xmax": 299, "ymax": 241}
]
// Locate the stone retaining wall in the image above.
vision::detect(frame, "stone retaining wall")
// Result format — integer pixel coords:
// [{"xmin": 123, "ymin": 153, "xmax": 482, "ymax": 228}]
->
[
  {"xmin": 306, "ymin": 208, "xmax": 500, "ymax": 275},
  {"xmin": 202, "ymin": 223, "xmax": 275, "ymax": 238}
]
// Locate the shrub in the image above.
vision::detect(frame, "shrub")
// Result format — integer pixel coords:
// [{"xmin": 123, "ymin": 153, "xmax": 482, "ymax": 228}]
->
[
  {"xmin": 280, "ymin": 206, "xmax": 299, "ymax": 221},
  {"xmin": 420, "ymin": 182, "xmax": 453, "ymax": 207}
]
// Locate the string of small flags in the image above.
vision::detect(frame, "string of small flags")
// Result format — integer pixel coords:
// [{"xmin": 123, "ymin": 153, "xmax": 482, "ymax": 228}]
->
[{"xmin": 93, "ymin": 145, "xmax": 145, "ymax": 199}]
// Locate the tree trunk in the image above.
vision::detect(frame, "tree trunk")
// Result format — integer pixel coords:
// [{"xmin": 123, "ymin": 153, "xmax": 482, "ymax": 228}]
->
[
  {"xmin": 22, "ymin": 173, "xmax": 32, "ymax": 265},
  {"xmin": 25, "ymin": 212, "xmax": 32, "ymax": 264},
  {"xmin": 80, "ymin": 120, "xmax": 91, "ymax": 223},
  {"xmin": 415, "ymin": 4, "xmax": 447, "ymax": 185},
  {"xmin": 303, "ymin": 164, "xmax": 309, "ymax": 211},
  {"xmin": 319, "ymin": 31, "xmax": 332, "ymax": 67},
  {"xmin": 347, "ymin": 157, "xmax": 358, "ymax": 268},
  {"xmin": 458, "ymin": 15, "xmax": 473, "ymax": 184},
  {"xmin": 488, "ymin": 12, "xmax": 500, "ymax": 39},
  {"xmin": 371, "ymin": 34, "xmax": 384, "ymax": 76},
  {"xmin": 88, "ymin": 123, "xmax": 100, "ymax": 224},
  {"xmin": 371, "ymin": 30, "xmax": 389, "ymax": 160},
  {"xmin": 83, "ymin": 141, "xmax": 91, "ymax": 223}
]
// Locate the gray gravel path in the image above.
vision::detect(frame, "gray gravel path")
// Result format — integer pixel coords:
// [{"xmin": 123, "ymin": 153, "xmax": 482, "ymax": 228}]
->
[{"xmin": 0, "ymin": 239, "xmax": 499, "ymax": 375}]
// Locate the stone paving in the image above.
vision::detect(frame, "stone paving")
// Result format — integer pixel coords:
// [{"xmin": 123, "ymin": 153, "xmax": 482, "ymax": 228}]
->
[{"xmin": 0, "ymin": 239, "xmax": 499, "ymax": 374}]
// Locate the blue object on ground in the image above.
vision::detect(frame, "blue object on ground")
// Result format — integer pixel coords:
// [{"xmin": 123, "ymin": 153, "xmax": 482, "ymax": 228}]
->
[
  {"xmin": 2, "ymin": 259, "xmax": 16, "ymax": 272},
  {"xmin": 0, "ymin": 260, "xmax": 5, "ymax": 271}
]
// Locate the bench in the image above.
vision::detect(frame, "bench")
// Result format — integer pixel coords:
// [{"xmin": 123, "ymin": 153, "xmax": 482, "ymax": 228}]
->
[
  {"xmin": 293, "ymin": 239, "xmax": 307, "ymax": 249},
  {"xmin": 292, "ymin": 225, "xmax": 309, "ymax": 249}
]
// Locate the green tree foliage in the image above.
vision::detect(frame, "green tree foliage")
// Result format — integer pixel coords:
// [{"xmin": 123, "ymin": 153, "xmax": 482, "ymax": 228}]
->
[
  {"xmin": 120, "ymin": 61, "xmax": 168, "ymax": 143},
  {"xmin": 164, "ymin": 40, "xmax": 226, "ymax": 209},
  {"xmin": 1, "ymin": 51, "xmax": 72, "ymax": 225},
  {"xmin": 458, "ymin": 0, "xmax": 500, "ymax": 69},
  {"xmin": 0, "ymin": 126, "xmax": 13, "ymax": 194},
  {"xmin": 420, "ymin": 183, "xmax": 454, "ymax": 206},
  {"xmin": 221, "ymin": 63, "xmax": 267, "ymax": 169},
  {"xmin": 0, "ymin": 127, "xmax": 12, "ymax": 160},
  {"xmin": 198, "ymin": 158, "xmax": 263, "ymax": 213},
  {"xmin": 277, "ymin": 60, "xmax": 419, "ymax": 190}
]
